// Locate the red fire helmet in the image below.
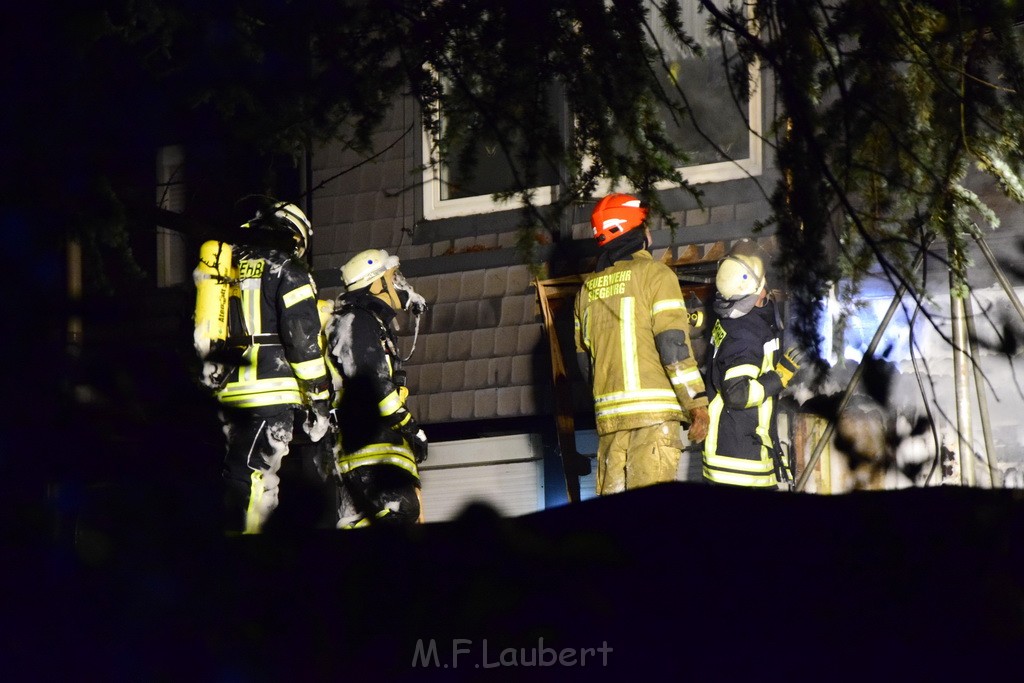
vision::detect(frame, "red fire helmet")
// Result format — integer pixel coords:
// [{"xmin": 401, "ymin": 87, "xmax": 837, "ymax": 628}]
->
[{"xmin": 590, "ymin": 193, "xmax": 647, "ymax": 246}]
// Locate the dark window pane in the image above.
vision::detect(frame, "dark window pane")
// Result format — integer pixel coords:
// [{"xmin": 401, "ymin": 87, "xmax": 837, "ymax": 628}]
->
[
  {"xmin": 440, "ymin": 88, "xmax": 562, "ymax": 202},
  {"xmin": 659, "ymin": 48, "xmax": 750, "ymax": 165}
]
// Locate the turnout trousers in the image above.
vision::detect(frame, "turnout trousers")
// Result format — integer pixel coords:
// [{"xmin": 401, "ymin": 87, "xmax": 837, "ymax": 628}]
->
[
  {"xmin": 220, "ymin": 406, "xmax": 296, "ymax": 534},
  {"xmin": 596, "ymin": 420, "xmax": 684, "ymax": 495},
  {"xmin": 336, "ymin": 465, "xmax": 422, "ymax": 528}
]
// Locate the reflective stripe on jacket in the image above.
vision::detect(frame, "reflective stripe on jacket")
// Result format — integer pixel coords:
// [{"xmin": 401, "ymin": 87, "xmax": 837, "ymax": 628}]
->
[
  {"xmin": 336, "ymin": 442, "xmax": 418, "ymax": 478},
  {"xmin": 702, "ymin": 301, "xmax": 785, "ymax": 487},
  {"xmin": 574, "ymin": 250, "xmax": 706, "ymax": 435},
  {"xmin": 216, "ymin": 247, "xmax": 329, "ymax": 410}
]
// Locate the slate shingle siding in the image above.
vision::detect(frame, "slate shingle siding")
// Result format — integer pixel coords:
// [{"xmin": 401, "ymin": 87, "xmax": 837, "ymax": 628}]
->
[{"xmin": 397, "ymin": 264, "xmax": 547, "ymax": 424}]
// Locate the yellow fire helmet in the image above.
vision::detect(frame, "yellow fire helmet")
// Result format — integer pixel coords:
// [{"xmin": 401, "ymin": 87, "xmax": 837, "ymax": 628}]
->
[
  {"xmin": 716, "ymin": 253, "xmax": 765, "ymax": 299},
  {"xmin": 715, "ymin": 252, "xmax": 765, "ymax": 319},
  {"xmin": 341, "ymin": 249, "xmax": 392, "ymax": 291}
]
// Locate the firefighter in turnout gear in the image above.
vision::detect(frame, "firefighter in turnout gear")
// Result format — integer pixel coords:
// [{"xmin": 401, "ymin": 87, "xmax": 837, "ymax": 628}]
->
[
  {"xmin": 326, "ymin": 249, "xmax": 428, "ymax": 527},
  {"xmin": 574, "ymin": 193, "xmax": 710, "ymax": 495},
  {"xmin": 195, "ymin": 200, "xmax": 331, "ymax": 534},
  {"xmin": 702, "ymin": 241, "xmax": 800, "ymax": 488}
]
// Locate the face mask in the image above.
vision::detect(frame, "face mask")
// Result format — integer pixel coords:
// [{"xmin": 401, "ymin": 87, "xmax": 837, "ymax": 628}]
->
[
  {"xmin": 369, "ymin": 270, "xmax": 401, "ymax": 311},
  {"xmin": 714, "ymin": 291, "xmax": 760, "ymax": 319}
]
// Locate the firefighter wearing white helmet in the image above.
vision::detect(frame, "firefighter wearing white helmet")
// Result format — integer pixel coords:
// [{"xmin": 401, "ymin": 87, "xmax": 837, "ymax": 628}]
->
[
  {"xmin": 195, "ymin": 198, "xmax": 331, "ymax": 534},
  {"xmin": 573, "ymin": 193, "xmax": 709, "ymax": 495},
  {"xmin": 325, "ymin": 248, "xmax": 428, "ymax": 527},
  {"xmin": 703, "ymin": 240, "xmax": 802, "ymax": 488}
]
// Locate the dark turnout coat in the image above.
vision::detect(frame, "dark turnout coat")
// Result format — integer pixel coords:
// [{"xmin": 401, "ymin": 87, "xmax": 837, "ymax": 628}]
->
[
  {"xmin": 215, "ymin": 246, "xmax": 329, "ymax": 413},
  {"xmin": 326, "ymin": 291, "xmax": 421, "ymax": 481},
  {"xmin": 703, "ymin": 300, "xmax": 788, "ymax": 488}
]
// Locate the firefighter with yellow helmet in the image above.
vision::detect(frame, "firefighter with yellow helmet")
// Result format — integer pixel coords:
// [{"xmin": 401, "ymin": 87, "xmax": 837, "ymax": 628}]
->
[
  {"xmin": 193, "ymin": 199, "xmax": 331, "ymax": 534},
  {"xmin": 325, "ymin": 248, "xmax": 428, "ymax": 527},
  {"xmin": 702, "ymin": 241, "xmax": 802, "ymax": 488},
  {"xmin": 574, "ymin": 193, "xmax": 710, "ymax": 495}
]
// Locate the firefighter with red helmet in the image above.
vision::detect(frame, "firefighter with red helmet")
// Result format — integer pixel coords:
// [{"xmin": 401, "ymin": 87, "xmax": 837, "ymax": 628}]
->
[
  {"xmin": 574, "ymin": 193, "xmax": 710, "ymax": 495},
  {"xmin": 702, "ymin": 241, "xmax": 801, "ymax": 488},
  {"xmin": 326, "ymin": 249, "xmax": 428, "ymax": 527},
  {"xmin": 194, "ymin": 200, "xmax": 331, "ymax": 534}
]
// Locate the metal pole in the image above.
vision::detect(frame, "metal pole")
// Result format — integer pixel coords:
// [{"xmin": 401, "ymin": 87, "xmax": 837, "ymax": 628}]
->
[
  {"xmin": 949, "ymin": 260, "xmax": 975, "ymax": 487},
  {"xmin": 963, "ymin": 295, "xmax": 999, "ymax": 488},
  {"xmin": 967, "ymin": 229, "xmax": 1024, "ymax": 487},
  {"xmin": 972, "ymin": 231, "xmax": 1024, "ymax": 326},
  {"xmin": 304, "ymin": 137, "xmax": 315, "ymax": 261}
]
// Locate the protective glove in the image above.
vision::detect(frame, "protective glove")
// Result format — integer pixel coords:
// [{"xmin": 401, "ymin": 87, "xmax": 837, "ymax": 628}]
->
[
  {"xmin": 200, "ymin": 361, "xmax": 229, "ymax": 391},
  {"xmin": 312, "ymin": 440, "xmax": 339, "ymax": 482},
  {"xmin": 775, "ymin": 346, "xmax": 805, "ymax": 388},
  {"xmin": 687, "ymin": 406, "xmax": 710, "ymax": 443},
  {"xmin": 303, "ymin": 399, "xmax": 331, "ymax": 443},
  {"xmin": 409, "ymin": 429, "xmax": 428, "ymax": 464}
]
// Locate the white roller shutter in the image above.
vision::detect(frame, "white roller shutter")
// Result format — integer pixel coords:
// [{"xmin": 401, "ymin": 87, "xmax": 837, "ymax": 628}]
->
[{"xmin": 418, "ymin": 434, "xmax": 545, "ymax": 522}]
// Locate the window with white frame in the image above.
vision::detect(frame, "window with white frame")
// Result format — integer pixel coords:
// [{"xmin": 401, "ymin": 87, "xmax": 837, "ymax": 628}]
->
[
  {"xmin": 422, "ymin": 83, "xmax": 563, "ymax": 220},
  {"xmin": 422, "ymin": 0, "xmax": 761, "ymax": 220},
  {"xmin": 650, "ymin": 0, "xmax": 762, "ymax": 187}
]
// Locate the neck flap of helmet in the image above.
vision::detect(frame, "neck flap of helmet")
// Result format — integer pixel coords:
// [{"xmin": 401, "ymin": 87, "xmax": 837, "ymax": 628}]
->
[{"xmin": 596, "ymin": 229, "xmax": 647, "ymax": 271}]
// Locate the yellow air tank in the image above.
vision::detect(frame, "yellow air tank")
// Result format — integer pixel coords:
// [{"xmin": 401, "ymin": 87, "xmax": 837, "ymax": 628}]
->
[
  {"xmin": 193, "ymin": 240, "xmax": 234, "ymax": 359},
  {"xmin": 316, "ymin": 298, "xmax": 344, "ymax": 404}
]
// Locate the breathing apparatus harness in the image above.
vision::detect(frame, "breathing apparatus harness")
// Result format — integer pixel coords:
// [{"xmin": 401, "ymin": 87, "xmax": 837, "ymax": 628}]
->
[
  {"xmin": 362, "ymin": 267, "xmax": 426, "ymax": 362},
  {"xmin": 193, "ymin": 216, "xmax": 307, "ymax": 389}
]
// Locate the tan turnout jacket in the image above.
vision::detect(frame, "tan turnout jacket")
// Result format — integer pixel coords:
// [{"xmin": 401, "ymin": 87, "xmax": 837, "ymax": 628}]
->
[{"xmin": 574, "ymin": 250, "xmax": 707, "ymax": 436}]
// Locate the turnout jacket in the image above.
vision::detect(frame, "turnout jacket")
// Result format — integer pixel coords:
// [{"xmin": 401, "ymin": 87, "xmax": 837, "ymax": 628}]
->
[
  {"xmin": 215, "ymin": 247, "xmax": 329, "ymax": 413},
  {"xmin": 574, "ymin": 249, "xmax": 707, "ymax": 436},
  {"xmin": 326, "ymin": 291, "xmax": 420, "ymax": 479},
  {"xmin": 703, "ymin": 299, "xmax": 786, "ymax": 488}
]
